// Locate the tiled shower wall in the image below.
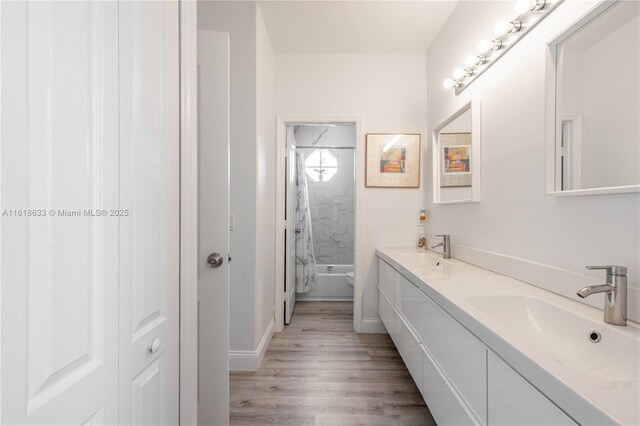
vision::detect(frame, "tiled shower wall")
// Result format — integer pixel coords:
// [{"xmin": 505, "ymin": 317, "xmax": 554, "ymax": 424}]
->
[{"xmin": 295, "ymin": 125, "xmax": 355, "ymax": 265}]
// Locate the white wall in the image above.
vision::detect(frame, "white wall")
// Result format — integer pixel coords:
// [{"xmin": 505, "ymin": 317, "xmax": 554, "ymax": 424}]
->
[
  {"xmin": 442, "ymin": 109, "xmax": 471, "ymax": 133},
  {"xmin": 198, "ymin": 1, "xmax": 276, "ymax": 356},
  {"xmin": 426, "ymin": 1, "xmax": 639, "ymax": 293},
  {"xmin": 255, "ymin": 4, "xmax": 276, "ymax": 347},
  {"xmin": 276, "ymin": 53, "xmax": 428, "ymax": 328}
]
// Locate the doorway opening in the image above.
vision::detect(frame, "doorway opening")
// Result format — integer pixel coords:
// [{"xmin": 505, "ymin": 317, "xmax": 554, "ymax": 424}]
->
[{"xmin": 277, "ymin": 121, "xmax": 358, "ymax": 329}]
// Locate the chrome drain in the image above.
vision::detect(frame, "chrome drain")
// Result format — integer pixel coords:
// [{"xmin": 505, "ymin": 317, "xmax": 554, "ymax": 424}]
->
[{"xmin": 588, "ymin": 331, "xmax": 602, "ymax": 343}]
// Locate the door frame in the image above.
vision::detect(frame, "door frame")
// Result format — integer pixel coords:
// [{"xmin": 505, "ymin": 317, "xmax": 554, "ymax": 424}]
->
[
  {"xmin": 179, "ymin": 1, "xmax": 199, "ymax": 424},
  {"xmin": 274, "ymin": 116, "xmax": 363, "ymax": 333}
]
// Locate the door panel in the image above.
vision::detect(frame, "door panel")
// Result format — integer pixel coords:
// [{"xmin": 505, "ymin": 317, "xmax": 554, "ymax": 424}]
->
[
  {"xmin": 285, "ymin": 129, "xmax": 297, "ymax": 324},
  {"xmin": 118, "ymin": 2, "xmax": 180, "ymax": 424},
  {"xmin": 82, "ymin": 409, "xmax": 105, "ymax": 426},
  {"xmin": 1, "ymin": 1, "xmax": 119, "ymax": 424},
  {"xmin": 488, "ymin": 352, "xmax": 576, "ymax": 425},
  {"xmin": 197, "ymin": 30, "xmax": 230, "ymax": 425},
  {"xmin": 131, "ymin": 360, "xmax": 163, "ymax": 426}
]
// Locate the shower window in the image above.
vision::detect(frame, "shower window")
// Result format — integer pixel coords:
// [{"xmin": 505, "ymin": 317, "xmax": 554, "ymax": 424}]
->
[{"xmin": 304, "ymin": 149, "xmax": 337, "ymax": 182}]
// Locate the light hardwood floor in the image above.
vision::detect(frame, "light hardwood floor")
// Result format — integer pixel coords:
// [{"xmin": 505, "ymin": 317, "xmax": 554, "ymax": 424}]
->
[{"xmin": 230, "ymin": 301, "xmax": 436, "ymax": 425}]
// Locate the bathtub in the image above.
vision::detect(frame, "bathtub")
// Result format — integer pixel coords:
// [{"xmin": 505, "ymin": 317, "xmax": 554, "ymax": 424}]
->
[{"xmin": 296, "ymin": 264, "xmax": 354, "ymax": 301}]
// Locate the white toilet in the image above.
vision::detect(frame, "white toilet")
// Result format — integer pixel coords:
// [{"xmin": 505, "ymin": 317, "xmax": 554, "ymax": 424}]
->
[{"xmin": 346, "ymin": 271, "xmax": 354, "ymax": 288}]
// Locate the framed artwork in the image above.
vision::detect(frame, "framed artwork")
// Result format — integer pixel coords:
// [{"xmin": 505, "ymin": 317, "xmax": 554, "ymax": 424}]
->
[
  {"xmin": 365, "ymin": 133, "xmax": 421, "ymax": 188},
  {"xmin": 439, "ymin": 133, "xmax": 471, "ymax": 187}
]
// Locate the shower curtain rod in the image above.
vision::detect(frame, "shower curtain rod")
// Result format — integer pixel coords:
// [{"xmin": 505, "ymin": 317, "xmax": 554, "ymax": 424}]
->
[{"xmin": 295, "ymin": 146, "xmax": 355, "ymax": 150}]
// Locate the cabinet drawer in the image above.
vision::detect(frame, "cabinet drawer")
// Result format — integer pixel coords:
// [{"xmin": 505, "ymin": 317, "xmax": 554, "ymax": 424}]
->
[
  {"xmin": 396, "ymin": 311, "xmax": 422, "ymax": 390},
  {"xmin": 488, "ymin": 352, "xmax": 576, "ymax": 426},
  {"xmin": 379, "ymin": 287, "xmax": 422, "ymax": 391},
  {"xmin": 395, "ymin": 273, "xmax": 412, "ymax": 314},
  {"xmin": 378, "ymin": 259, "xmax": 397, "ymax": 306},
  {"xmin": 379, "ymin": 286, "xmax": 400, "ymax": 340},
  {"xmin": 402, "ymin": 279, "xmax": 487, "ymax": 424},
  {"xmin": 422, "ymin": 346, "xmax": 480, "ymax": 426}
]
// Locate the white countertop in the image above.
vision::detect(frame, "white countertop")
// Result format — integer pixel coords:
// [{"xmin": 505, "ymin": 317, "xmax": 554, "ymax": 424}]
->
[{"xmin": 376, "ymin": 247, "xmax": 640, "ymax": 426}]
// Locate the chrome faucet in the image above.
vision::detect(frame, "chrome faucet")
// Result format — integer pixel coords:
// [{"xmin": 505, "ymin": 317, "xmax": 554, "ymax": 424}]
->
[
  {"xmin": 431, "ymin": 234, "xmax": 451, "ymax": 259},
  {"xmin": 577, "ymin": 265, "xmax": 627, "ymax": 326}
]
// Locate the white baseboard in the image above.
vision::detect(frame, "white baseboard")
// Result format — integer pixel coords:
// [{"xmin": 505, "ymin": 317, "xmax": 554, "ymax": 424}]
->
[
  {"xmin": 255, "ymin": 318, "xmax": 274, "ymax": 368},
  {"xmin": 360, "ymin": 317, "xmax": 387, "ymax": 333},
  {"xmin": 228, "ymin": 350, "xmax": 258, "ymax": 372},
  {"xmin": 229, "ymin": 318, "xmax": 274, "ymax": 372}
]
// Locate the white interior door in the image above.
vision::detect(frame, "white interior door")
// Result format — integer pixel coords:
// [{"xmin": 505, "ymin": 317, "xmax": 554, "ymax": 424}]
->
[
  {"xmin": 1, "ymin": 2, "xmax": 119, "ymax": 424},
  {"xmin": 118, "ymin": 2, "xmax": 180, "ymax": 424},
  {"xmin": 197, "ymin": 30, "xmax": 230, "ymax": 425},
  {"xmin": 285, "ymin": 132, "xmax": 297, "ymax": 325}
]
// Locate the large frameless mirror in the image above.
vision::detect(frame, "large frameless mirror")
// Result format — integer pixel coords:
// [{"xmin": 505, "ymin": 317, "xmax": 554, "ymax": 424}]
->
[{"xmin": 547, "ymin": 0, "xmax": 640, "ymax": 195}]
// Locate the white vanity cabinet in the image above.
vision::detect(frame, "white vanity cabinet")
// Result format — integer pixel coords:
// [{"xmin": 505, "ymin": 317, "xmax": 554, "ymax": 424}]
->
[
  {"xmin": 378, "ymin": 283, "xmax": 422, "ymax": 390},
  {"xmin": 377, "ymin": 257, "xmax": 578, "ymax": 426},
  {"xmin": 487, "ymin": 352, "xmax": 576, "ymax": 426},
  {"xmin": 400, "ymin": 277, "xmax": 487, "ymax": 423}
]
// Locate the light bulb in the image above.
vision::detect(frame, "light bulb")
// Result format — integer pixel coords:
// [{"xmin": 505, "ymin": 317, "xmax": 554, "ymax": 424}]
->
[
  {"xmin": 514, "ymin": 0, "xmax": 532, "ymax": 15},
  {"xmin": 453, "ymin": 68, "xmax": 465, "ymax": 79},
  {"xmin": 443, "ymin": 78, "xmax": 454, "ymax": 89},
  {"xmin": 465, "ymin": 55, "xmax": 476, "ymax": 68},
  {"xmin": 478, "ymin": 39, "xmax": 492, "ymax": 53},
  {"xmin": 494, "ymin": 21, "xmax": 510, "ymax": 36},
  {"xmin": 532, "ymin": 0, "xmax": 546, "ymax": 11},
  {"xmin": 519, "ymin": 0, "xmax": 545, "ymax": 12}
]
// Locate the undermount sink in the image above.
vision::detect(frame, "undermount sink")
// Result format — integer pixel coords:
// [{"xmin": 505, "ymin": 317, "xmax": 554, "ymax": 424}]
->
[{"xmin": 465, "ymin": 295, "xmax": 640, "ymax": 383}]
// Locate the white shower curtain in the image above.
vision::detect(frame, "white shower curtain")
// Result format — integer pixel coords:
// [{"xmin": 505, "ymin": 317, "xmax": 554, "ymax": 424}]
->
[{"xmin": 295, "ymin": 150, "xmax": 317, "ymax": 293}]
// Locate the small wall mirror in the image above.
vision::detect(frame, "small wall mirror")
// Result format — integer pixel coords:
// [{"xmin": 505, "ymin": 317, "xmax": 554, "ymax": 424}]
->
[
  {"xmin": 432, "ymin": 101, "xmax": 481, "ymax": 204},
  {"xmin": 547, "ymin": 0, "xmax": 640, "ymax": 195}
]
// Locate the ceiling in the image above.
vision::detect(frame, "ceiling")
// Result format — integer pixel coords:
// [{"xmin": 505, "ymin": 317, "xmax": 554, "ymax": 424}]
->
[{"xmin": 258, "ymin": 1, "xmax": 458, "ymax": 54}]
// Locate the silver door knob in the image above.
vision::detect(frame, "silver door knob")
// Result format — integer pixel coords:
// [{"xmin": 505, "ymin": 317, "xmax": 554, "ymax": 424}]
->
[
  {"xmin": 207, "ymin": 253, "xmax": 224, "ymax": 268},
  {"xmin": 147, "ymin": 337, "xmax": 161, "ymax": 353}
]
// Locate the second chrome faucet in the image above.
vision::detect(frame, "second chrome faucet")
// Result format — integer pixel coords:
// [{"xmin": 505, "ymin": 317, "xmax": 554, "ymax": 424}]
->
[
  {"xmin": 577, "ymin": 265, "xmax": 627, "ymax": 326},
  {"xmin": 431, "ymin": 234, "xmax": 451, "ymax": 259}
]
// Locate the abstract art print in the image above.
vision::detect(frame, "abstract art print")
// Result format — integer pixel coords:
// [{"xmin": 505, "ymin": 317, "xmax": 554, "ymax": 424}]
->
[
  {"xmin": 366, "ymin": 133, "xmax": 420, "ymax": 187},
  {"xmin": 439, "ymin": 133, "xmax": 472, "ymax": 187},
  {"xmin": 380, "ymin": 147, "xmax": 406, "ymax": 173}
]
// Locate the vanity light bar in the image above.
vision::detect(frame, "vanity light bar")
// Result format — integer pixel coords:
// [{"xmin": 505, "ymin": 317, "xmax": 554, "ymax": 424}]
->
[{"xmin": 443, "ymin": 0, "xmax": 563, "ymax": 95}]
